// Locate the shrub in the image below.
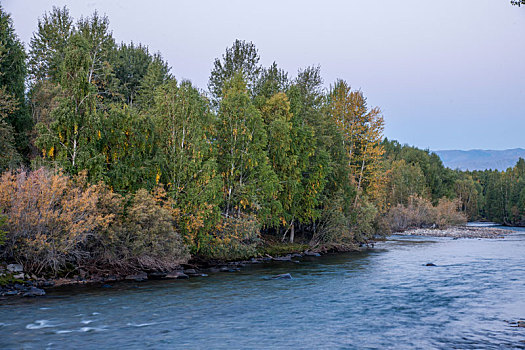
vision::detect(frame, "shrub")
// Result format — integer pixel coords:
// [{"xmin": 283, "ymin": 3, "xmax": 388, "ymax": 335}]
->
[
  {"xmin": 435, "ymin": 198, "xmax": 467, "ymax": 228},
  {"xmin": 0, "ymin": 213, "xmax": 6, "ymax": 246},
  {"xmin": 95, "ymin": 187, "xmax": 189, "ymax": 271},
  {"xmin": 312, "ymin": 195, "xmax": 354, "ymax": 250},
  {"xmin": 199, "ymin": 214, "xmax": 260, "ymax": 260},
  {"xmin": 0, "ymin": 168, "xmax": 110, "ymax": 275},
  {"xmin": 381, "ymin": 195, "xmax": 466, "ymax": 233}
]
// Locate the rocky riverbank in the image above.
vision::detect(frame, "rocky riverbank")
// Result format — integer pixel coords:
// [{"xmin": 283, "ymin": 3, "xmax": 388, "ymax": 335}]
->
[
  {"xmin": 394, "ymin": 225, "xmax": 511, "ymax": 238},
  {"xmin": 0, "ymin": 250, "xmax": 324, "ymax": 297}
]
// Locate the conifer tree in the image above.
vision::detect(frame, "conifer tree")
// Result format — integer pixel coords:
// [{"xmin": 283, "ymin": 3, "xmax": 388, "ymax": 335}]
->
[{"xmin": 0, "ymin": 6, "xmax": 30, "ymax": 159}]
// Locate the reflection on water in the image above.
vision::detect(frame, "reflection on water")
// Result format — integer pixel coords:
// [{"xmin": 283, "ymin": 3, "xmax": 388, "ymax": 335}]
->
[{"xmin": 1, "ymin": 229, "xmax": 525, "ymax": 349}]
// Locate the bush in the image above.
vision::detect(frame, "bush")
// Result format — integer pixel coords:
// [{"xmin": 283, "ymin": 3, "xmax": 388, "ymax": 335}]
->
[
  {"xmin": 199, "ymin": 214, "xmax": 260, "ymax": 260},
  {"xmin": 95, "ymin": 187, "xmax": 189, "ymax": 271},
  {"xmin": 312, "ymin": 194, "xmax": 355, "ymax": 250},
  {"xmin": 381, "ymin": 195, "xmax": 466, "ymax": 233},
  {"xmin": 435, "ymin": 198, "xmax": 467, "ymax": 228},
  {"xmin": 0, "ymin": 213, "xmax": 6, "ymax": 246},
  {"xmin": 0, "ymin": 168, "xmax": 110, "ymax": 275}
]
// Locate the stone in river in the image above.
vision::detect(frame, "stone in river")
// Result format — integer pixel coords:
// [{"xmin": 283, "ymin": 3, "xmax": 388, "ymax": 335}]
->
[
  {"xmin": 271, "ymin": 273, "xmax": 293, "ymax": 280},
  {"xmin": 425, "ymin": 263, "xmax": 437, "ymax": 266},
  {"xmin": 303, "ymin": 251, "xmax": 321, "ymax": 257},
  {"xmin": 125, "ymin": 271, "xmax": 148, "ymax": 282},
  {"xmin": 165, "ymin": 271, "xmax": 189, "ymax": 279},
  {"xmin": 273, "ymin": 255, "xmax": 292, "ymax": 261},
  {"xmin": 22, "ymin": 287, "xmax": 46, "ymax": 297},
  {"xmin": 147, "ymin": 271, "xmax": 167, "ymax": 280}
]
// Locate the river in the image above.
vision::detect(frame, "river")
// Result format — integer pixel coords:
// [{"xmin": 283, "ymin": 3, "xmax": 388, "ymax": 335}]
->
[{"xmin": 1, "ymin": 227, "xmax": 524, "ymax": 349}]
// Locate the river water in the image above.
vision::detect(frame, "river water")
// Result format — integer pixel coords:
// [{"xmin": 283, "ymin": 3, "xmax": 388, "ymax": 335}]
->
[{"xmin": 1, "ymin": 227, "xmax": 524, "ymax": 349}]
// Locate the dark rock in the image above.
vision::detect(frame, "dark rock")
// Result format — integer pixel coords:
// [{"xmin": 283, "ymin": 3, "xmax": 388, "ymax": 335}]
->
[
  {"xmin": 183, "ymin": 269, "xmax": 197, "ymax": 275},
  {"xmin": 207, "ymin": 267, "xmax": 221, "ymax": 273},
  {"xmin": 7, "ymin": 264, "xmax": 23, "ymax": 273},
  {"xmin": 304, "ymin": 251, "xmax": 321, "ymax": 257},
  {"xmin": 22, "ymin": 287, "xmax": 45, "ymax": 297},
  {"xmin": 14, "ymin": 283, "xmax": 25, "ymax": 290},
  {"xmin": 425, "ymin": 263, "xmax": 437, "ymax": 266},
  {"xmin": 125, "ymin": 272, "xmax": 148, "ymax": 282},
  {"xmin": 291, "ymin": 253, "xmax": 303, "ymax": 258},
  {"xmin": 148, "ymin": 271, "xmax": 167, "ymax": 280},
  {"xmin": 165, "ymin": 271, "xmax": 189, "ymax": 279},
  {"xmin": 37, "ymin": 280, "xmax": 55, "ymax": 288},
  {"xmin": 273, "ymin": 255, "xmax": 292, "ymax": 262},
  {"xmin": 518, "ymin": 321, "xmax": 525, "ymax": 328},
  {"xmin": 271, "ymin": 273, "xmax": 292, "ymax": 280}
]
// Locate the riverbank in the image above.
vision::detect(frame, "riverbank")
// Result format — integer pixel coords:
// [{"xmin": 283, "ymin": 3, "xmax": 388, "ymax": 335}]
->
[
  {"xmin": 2, "ymin": 225, "xmax": 510, "ymax": 297},
  {"xmin": 0, "ymin": 245, "xmax": 328, "ymax": 297},
  {"xmin": 394, "ymin": 225, "xmax": 511, "ymax": 238}
]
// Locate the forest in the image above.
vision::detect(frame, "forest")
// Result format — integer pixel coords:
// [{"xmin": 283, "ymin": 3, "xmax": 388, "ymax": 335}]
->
[{"xmin": 0, "ymin": 6, "xmax": 522, "ymax": 277}]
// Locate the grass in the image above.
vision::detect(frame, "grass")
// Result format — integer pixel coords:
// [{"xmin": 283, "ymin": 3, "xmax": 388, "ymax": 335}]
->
[{"xmin": 257, "ymin": 235, "xmax": 309, "ymax": 256}]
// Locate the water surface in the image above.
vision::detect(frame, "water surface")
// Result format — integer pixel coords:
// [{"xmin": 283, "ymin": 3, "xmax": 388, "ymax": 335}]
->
[{"xmin": 1, "ymin": 228, "xmax": 524, "ymax": 349}]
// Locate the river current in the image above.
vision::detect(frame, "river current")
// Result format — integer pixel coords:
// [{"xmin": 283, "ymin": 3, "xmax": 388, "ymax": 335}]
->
[{"xmin": 1, "ymin": 227, "xmax": 524, "ymax": 349}]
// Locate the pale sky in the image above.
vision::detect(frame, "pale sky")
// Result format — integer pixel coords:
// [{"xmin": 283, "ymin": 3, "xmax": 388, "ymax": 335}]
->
[{"xmin": 4, "ymin": 0, "xmax": 525, "ymax": 151}]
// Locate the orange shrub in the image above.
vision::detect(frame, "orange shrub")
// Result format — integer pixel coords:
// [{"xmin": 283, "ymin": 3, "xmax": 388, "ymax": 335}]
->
[
  {"xmin": 381, "ymin": 195, "xmax": 466, "ymax": 233},
  {"xmin": 0, "ymin": 168, "xmax": 111, "ymax": 275}
]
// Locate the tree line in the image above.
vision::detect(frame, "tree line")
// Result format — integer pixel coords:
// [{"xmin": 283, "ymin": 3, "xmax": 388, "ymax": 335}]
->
[{"xmin": 0, "ymin": 6, "xmax": 518, "ymax": 276}]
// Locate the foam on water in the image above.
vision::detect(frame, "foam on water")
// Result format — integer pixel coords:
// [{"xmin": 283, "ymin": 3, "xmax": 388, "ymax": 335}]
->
[
  {"xmin": 26, "ymin": 320, "xmax": 58, "ymax": 330},
  {"xmin": 126, "ymin": 322, "xmax": 157, "ymax": 328}
]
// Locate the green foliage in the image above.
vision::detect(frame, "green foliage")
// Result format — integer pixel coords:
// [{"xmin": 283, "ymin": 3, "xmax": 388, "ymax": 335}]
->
[
  {"xmin": 216, "ymin": 73, "xmax": 279, "ymax": 224},
  {"xmin": 208, "ymin": 40, "xmax": 262, "ymax": 105},
  {"xmin": 98, "ymin": 188, "xmax": 189, "ymax": 270},
  {"xmin": 0, "ymin": 5, "xmax": 30, "ymax": 159},
  {"xmin": 35, "ymin": 33, "xmax": 101, "ymax": 175},
  {"xmin": 112, "ymin": 42, "xmax": 152, "ymax": 105},
  {"xmin": 257, "ymin": 242, "xmax": 309, "ymax": 257},
  {"xmin": 199, "ymin": 214, "xmax": 261, "ymax": 260},
  {"xmin": 384, "ymin": 159, "xmax": 428, "ymax": 207},
  {"xmin": 135, "ymin": 53, "xmax": 171, "ymax": 110},
  {"xmin": 28, "ymin": 6, "xmax": 74, "ymax": 83},
  {"xmin": 151, "ymin": 79, "xmax": 221, "ymax": 251},
  {"xmin": 0, "ymin": 273, "xmax": 25, "ymax": 286},
  {"xmin": 472, "ymin": 158, "xmax": 525, "ymax": 225}
]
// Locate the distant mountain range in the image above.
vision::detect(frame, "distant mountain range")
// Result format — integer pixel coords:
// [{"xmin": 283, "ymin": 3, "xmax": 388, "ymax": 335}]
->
[{"xmin": 434, "ymin": 148, "xmax": 525, "ymax": 171}]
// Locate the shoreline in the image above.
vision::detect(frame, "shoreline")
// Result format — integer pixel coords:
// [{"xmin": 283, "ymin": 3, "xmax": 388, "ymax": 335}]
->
[
  {"xmin": 392, "ymin": 225, "xmax": 512, "ymax": 239},
  {"xmin": 0, "ymin": 248, "xmax": 330, "ymax": 297},
  {"xmin": 0, "ymin": 225, "xmax": 515, "ymax": 297}
]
